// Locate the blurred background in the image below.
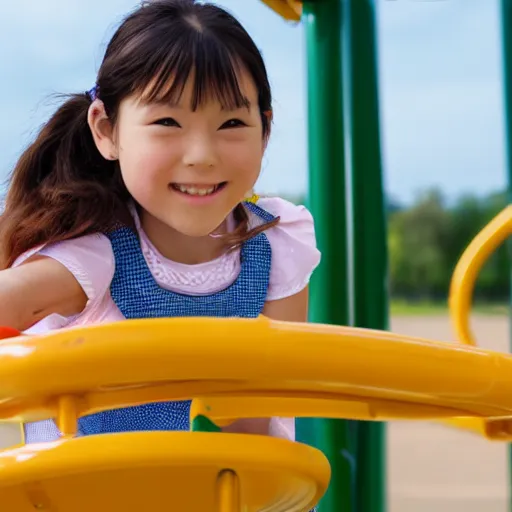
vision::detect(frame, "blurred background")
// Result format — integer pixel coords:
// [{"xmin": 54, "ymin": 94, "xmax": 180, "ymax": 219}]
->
[{"xmin": 0, "ymin": 0, "xmax": 509, "ymax": 511}]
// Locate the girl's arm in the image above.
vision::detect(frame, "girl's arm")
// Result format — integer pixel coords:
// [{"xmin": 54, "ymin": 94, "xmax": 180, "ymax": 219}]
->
[
  {"xmin": 222, "ymin": 287, "xmax": 309, "ymax": 436},
  {"xmin": 0, "ymin": 256, "xmax": 87, "ymax": 331},
  {"xmin": 261, "ymin": 286, "xmax": 309, "ymax": 322}
]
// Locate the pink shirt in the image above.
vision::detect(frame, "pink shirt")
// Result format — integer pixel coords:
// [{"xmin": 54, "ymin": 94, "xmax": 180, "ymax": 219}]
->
[{"xmin": 14, "ymin": 197, "xmax": 321, "ymax": 440}]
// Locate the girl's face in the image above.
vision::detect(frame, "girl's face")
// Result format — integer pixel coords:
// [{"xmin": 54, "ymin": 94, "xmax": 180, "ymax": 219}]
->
[{"xmin": 114, "ymin": 70, "xmax": 266, "ymax": 237}]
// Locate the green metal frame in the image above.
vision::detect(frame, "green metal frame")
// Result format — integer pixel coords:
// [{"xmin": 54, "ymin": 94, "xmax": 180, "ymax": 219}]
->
[
  {"xmin": 296, "ymin": 0, "xmax": 387, "ymax": 511},
  {"xmin": 499, "ymin": 2, "xmax": 512, "ymax": 511},
  {"xmin": 280, "ymin": 0, "xmax": 512, "ymax": 510},
  {"xmin": 296, "ymin": 1, "xmax": 356, "ymax": 511},
  {"xmin": 345, "ymin": 1, "xmax": 387, "ymax": 511}
]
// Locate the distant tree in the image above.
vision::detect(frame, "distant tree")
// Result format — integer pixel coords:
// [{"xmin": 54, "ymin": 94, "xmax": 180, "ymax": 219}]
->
[
  {"xmin": 279, "ymin": 186, "xmax": 510, "ymax": 302},
  {"xmin": 389, "ymin": 188, "xmax": 509, "ymax": 302},
  {"xmin": 388, "ymin": 188, "xmax": 451, "ymax": 299}
]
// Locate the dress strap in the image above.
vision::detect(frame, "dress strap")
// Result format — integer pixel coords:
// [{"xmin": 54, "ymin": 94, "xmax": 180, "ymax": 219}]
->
[{"xmin": 243, "ymin": 200, "xmax": 277, "ymax": 223}]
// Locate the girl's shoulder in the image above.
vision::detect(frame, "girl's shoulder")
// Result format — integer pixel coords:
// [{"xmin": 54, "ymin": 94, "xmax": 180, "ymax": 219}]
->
[
  {"xmin": 248, "ymin": 196, "xmax": 321, "ymax": 301},
  {"xmin": 12, "ymin": 233, "xmax": 115, "ymax": 314}
]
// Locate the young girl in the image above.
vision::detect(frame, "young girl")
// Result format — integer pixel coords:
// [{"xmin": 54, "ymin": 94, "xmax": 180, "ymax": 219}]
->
[{"xmin": 0, "ymin": 0, "xmax": 320, "ymax": 445}]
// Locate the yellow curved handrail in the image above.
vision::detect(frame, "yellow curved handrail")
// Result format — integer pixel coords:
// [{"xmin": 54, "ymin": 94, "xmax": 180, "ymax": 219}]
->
[
  {"xmin": 444, "ymin": 205, "xmax": 512, "ymax": 439},
  {"xmin": 4, "ymin": 316, "xmax": 512, "ymax": 426},
  {"xmin": 449, "ymin": 205, "xmax": 512, "ymax": 346}
]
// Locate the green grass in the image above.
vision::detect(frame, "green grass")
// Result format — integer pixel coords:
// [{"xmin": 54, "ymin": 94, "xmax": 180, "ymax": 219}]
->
[{"xmin": 390, "ymin": 299, "xmax": 509, "ymax": 316}]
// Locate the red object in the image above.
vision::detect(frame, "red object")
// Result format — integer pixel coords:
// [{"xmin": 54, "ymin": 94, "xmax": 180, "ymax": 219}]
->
[{"xmin": 0, "ymin": 326, "xmax": 21, "ymax": 339}]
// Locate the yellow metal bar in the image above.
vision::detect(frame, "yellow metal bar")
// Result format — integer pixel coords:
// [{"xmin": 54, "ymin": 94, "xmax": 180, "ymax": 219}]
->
[
  {"xmin": 217, "ymin": 470, "xmax": 240, "ymax": 512},
  {"xmin": 259, "ymin": 0, "xmax": 302, "ymax": 21},
  {"xmin": 190, "ymin": 395, "xmax": 472, "ymax": 426},
  {"xmin": 449, "ymin": 205, "xmax": 512, "ymax": 346},
  {"xmin": 4, "ymin": 317, "xmax": 512, "ymax": 428},
  {"xmin": 56, "ymin": 395, "xmax": 79, "ymax": 437},
  {"xmin": 441, "ymin": 417, "xmax": 512, "ymax": 441},
  {"xmin": 445, "ymin": 205, "xmax": 512, "ymax": 439}
]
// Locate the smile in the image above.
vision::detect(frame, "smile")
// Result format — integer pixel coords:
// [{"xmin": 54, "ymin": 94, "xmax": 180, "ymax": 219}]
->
[{"xmin": 170, "ymin": 182, "xmax": 227, "ymax": 197}]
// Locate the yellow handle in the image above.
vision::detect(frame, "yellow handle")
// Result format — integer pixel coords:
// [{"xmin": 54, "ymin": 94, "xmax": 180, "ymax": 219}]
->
[
  {"xmin": 443, "ymin": 205, "xmax": 512, "ymax": 440},
  {"xmin": 449, "ymin": 205, "xmax": 512, "ymax": 346}
]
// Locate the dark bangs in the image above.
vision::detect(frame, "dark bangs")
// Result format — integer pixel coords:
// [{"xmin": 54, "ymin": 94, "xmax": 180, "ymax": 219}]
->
[
  {"xmin": 137, "ymin": 32, "xmax": 250, "ymax": 111},
  {"xmin": 97, "ymin": 1, "xmax": 272, "ymax": 131}
]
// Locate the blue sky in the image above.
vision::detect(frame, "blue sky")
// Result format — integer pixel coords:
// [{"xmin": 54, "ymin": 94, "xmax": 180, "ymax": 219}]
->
[{"xmin": 0, "ymin": 0, "xmax": 507, "ymax": 204}]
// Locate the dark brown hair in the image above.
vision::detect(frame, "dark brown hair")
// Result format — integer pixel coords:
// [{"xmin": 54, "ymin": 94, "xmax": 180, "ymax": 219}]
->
[{"xmin": 0, "ymin": 0, "xmax": 278, "ymax": 268}]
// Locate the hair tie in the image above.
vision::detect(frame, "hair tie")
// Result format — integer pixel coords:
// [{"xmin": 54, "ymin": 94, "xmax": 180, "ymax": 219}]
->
[{"xmin": 86, "ymin": 85, "xmax": 98, "ymax": 101}]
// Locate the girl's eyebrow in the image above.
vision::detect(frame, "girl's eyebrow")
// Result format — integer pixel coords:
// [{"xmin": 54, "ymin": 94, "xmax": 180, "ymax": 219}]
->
[
  {"xmin": 139, "ymin": 98, "xmax": 183, "ymax": 109},
  {"xmin": 139, "ymin": 96, "xmax": 252, "ymax": 111},
  {"xmin": 223, "ymin": 99, "xmax": 251, "ymax": 111}
]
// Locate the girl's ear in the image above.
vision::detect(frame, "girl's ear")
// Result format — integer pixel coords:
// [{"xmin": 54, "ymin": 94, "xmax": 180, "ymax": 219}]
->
[{"xmin": 87, "ymin": 100, "xmax": 118, "ymax": 160}]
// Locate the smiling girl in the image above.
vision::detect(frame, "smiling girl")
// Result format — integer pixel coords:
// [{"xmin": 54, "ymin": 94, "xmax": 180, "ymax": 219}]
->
[{"xmin": 0, "ymin": 0, "xmax": 320, "ymax": 444}]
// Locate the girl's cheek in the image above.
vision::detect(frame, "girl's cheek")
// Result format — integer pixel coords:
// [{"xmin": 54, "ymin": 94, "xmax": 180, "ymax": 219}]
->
[
  {"xmin": 222, "ymin": 144, "xmax": 263, "ymax": 172},
  {"xmin": 126, "ymin": 145, "xmax": 175, "ymax": 181},
  {"xmin": 119, "ymin": 154, "xmax": 165, "ymax": 202}
]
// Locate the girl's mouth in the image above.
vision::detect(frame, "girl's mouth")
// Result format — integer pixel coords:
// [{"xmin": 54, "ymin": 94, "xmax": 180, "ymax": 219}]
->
[{"xmin": 170, "ymin": 181, "xmax": 227, "ymax": 197}]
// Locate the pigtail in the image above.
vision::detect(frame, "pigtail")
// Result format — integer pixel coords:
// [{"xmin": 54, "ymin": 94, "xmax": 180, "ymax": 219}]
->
[{"xmin": 0, "ymin": 93, "xmax": 131, "ymax": 268}]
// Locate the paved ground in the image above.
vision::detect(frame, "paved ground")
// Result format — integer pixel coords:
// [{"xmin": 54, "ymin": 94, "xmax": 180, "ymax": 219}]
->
[
  {"xmin": 388, "ymin": 315, "xmax": 510, "ymax": 512},
  {"xmin": 0, "ymin": 315, "xmax": 510, "ymax": 511}
]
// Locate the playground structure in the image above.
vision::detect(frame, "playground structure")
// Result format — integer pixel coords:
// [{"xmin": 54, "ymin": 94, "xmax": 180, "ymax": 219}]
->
[
  {"xmin": 0, "ymin": 209, "xmax": 510, "ymax": 512},
  {"xmin": 442, "ymin": 204, "xmax": 512, "ymax": 441},
  {"xmin": 258, "ymin": 1, "xmax": 512, "ymax": 511},
  {"xmin": 0, "ymin": 0, "xmax": 511, "ymax": 511}
]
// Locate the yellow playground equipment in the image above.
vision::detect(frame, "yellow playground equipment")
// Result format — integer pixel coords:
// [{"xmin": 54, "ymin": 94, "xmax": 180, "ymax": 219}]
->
[
  {"xmin": 0, "ymin": 0, "xmax": 511, "ymax": 510},
  {"xmin": 1, "ymin": 302, "xmax": 512, "ymax": 511},
  {"xmin": 450, "ymin": 205, "xmax": 512, "ymax": 348},
  {"xmin": 443, "ymin": 205, "xmax": 512, "ymax": 440}
]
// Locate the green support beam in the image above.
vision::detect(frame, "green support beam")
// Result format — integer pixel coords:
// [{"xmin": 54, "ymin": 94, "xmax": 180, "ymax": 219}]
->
[
  {"xmin": 499, "ymin": 2, "xmax": 512, "ymax": 511},
  {"xmin": 344, "ymin": 0, "xmax": 388, "ymax": 511},
  {"xmin": 299, "ymin": 0, "xmax": 388, "ymax": 511},
  {"xmin": 296, "ymin": 0, "xmax": 358, "ymax": 511}
]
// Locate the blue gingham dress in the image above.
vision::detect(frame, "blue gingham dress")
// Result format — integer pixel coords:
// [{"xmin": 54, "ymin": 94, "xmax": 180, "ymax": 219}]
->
[{"xmin": 24, "ymin": 202, "xmax": 274, "ymax": 441}]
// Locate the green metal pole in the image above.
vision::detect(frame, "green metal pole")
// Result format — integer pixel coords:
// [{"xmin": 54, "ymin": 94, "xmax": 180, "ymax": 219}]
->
[
  {"xmin": 499, "ymin": 2, "xmax": 512, "ymax": 511},
  {"xmin": 297, "ymin": 1, "xmax": 358, "ymax": 511},
  {"xmin": 345, "ymin": 1, "xmax": 388, "ymax": 511}
]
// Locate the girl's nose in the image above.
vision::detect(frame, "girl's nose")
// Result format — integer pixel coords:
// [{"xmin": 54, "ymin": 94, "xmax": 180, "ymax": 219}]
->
[{"xmin": 182, "ymin": 135, "xmax": 218, "ymax": 169}]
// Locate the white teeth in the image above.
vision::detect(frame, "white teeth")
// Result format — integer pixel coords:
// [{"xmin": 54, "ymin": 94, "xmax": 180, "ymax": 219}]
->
[{"xmin": 176, "ymin": 185, "xmax": 216, "ymax": 196}]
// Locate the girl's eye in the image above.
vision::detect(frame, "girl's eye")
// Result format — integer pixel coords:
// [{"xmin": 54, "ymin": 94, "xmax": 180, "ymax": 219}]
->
[
  {"xmin": 220, "ymin": 119, "xmax": 247, "ymax": 129},
  {"xmin": 154, "ymin": 118, "xmax": 180, "ymax": 127}
]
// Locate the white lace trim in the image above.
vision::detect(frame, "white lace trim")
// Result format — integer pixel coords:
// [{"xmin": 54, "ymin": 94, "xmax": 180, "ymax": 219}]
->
[
  {"xmin": 140, "ymin": 236, "xmax": 242, "ymax": 296},
  {"xmin": 129, "ymin": 203, "xmax": 242, "ymax": 296}
]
